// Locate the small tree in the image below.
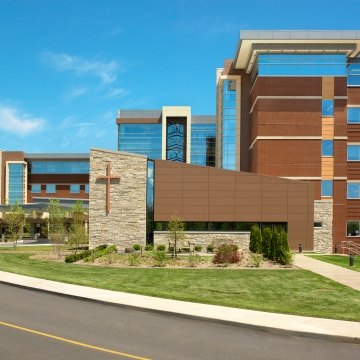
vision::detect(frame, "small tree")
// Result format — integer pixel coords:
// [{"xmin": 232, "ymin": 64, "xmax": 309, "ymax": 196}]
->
[
  {"xmin": 48, "ymin": 199, "xmax": 66, "ymax": 257},
  {"xmin": 3, "ymin": 201, "xmax": 25, "ymax": 248},
  {"xmin": 261, "ymin": 227, "xmax": 272, "ymax": 259},
  {"xmin": 249, "ymin": 224, "xmax": 262, "ymax": 254},
  {"xmin": 270, "ymin": 227, "xmax": 280, "ymax": 261},
  {"xmin": 167, "ymin": 215, "xmax": 185, "ymax": 259},
  {"xmin": 277, "ymin": 230, "xmax": 293, "ymax": 265},
  {"xmin": 68, "ymin": 200, "xmax": 88, "ymax": 254}
]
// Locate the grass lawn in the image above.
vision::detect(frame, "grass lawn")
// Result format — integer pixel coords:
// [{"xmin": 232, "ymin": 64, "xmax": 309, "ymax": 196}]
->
[
  {"xmin": 0, "ymin": 249, "xmax": 359, "ymax": 321},
  {"xmin": 307, "ymin": 254, "xmax": 360, "ymax": 272}
]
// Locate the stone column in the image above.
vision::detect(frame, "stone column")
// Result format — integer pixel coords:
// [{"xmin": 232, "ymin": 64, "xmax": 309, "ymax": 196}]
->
[{"xmin": 89, "ymin": 149, "xmax": 148, "ymax": 250}]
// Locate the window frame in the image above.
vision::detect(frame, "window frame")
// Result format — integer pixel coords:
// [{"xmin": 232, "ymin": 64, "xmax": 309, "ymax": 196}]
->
[
  {"xmin": 70, "ymin": 184, "xmax": 80, "ymax": 194},
  {"xmin": 31, "ymin": 184, "xmax": 41, "ymax": 194},
  {"xmin": 321, "ymin": 180, "xmax": 333, "ymax": 197},
  {"xmin": 346, "ymin": 220, "xmax": 360, "ymax": 237},
  {"xmin": 347, "ymin": 107, "xmax": 360, "ymax": 124},
  {"xmin": 321, "ymin": 140, "xmax": 334, "ymax": 157},
  {"xmin": 46, "ymin": 184, "xmax": 56, "ymax": 194},
  {"xmin": 347, "ymin": 144, "xmax": 360, "ymax": 161},
  {"xmin": 347, "ymin": 182, "xmax": 360, "ymax": 199},
  {"xmin": 322, "ymin": 99, "xmax": 334, "ymax": 117}
]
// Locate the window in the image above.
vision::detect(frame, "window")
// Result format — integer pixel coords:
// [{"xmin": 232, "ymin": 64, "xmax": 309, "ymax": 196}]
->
[
  {"xmin": 119, "ymin": 124, "xmax": 162, "ymax": 159},
  {"xmin": 70, "ymin": 184, "xmax": 80, "ymax": 194},
  {"xmin": 221, "ymin": 79, "xmax": 237, "ymax": 170},
  {"xmin": 314, "ymin": 222, "xmax": 323, "ymax": 228},
  {"xmin": 321, "ymin": 180, "xmax": 333, "ymax": 197},
  {"xmin": 347, "ymin": 221, "xmax": 360, "ymax": 237},
  {"xmin": 321, "ymin": 140, "xmax": 333, "ymax": 157},
  {"xmin": 30, "ymin": 161, "xmax": 89, "ymax": 174},
  {"xmin": 347, "ymin": 60, "xmax": 360, "ymax": 86},
  {"xmin": 31, "ymin": 184, "xmax": 41, "ymax": 194},
  {"xmin": 46, "ymin": 184, "xmax": 56, "ymax": 193},
  {"xmin": 348, "ymin": 145, "xmax": 360, "ymax": 161},
  {"xmin": 191, "ymin": 123, "xmax": 216, "ymax": 167},
  {"xmin": 257, "ymin": 54, "xmax": 347, "ymax": 77},
  {"xmin": 7, "ymin": 163, "xmax": 26, "ymax": 204},
  {"xmin": 322, "ymin": 100, "xmax": 334, "ymax": 116},
  {"xmin": 347, "ymin": 107, "xmax": 360, "ymax": 124},
  {"xmin": 85, "ymin": 184, "xmax": 89, "ymax": 194},
  {"xmin": 347, "ymin": 182, "xmax": 360, "ymax": 199}
]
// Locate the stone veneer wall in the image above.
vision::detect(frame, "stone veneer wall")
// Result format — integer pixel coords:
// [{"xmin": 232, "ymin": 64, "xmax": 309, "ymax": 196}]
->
[
  {"xmin": 314, "ymin": 200, "xmax": 333, "ymax": 253},
  {"xmin": 154, "ymin": 231, "xmax": 250, "ymax": 251},
  {"xmin": 89, "ymin": 149, "xmax": 147, "ymax": 250}
]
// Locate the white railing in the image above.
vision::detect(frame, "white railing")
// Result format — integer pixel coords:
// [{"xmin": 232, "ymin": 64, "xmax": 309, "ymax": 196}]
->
[{"xmin": 341, "ymin": 240, "xmax": 360, "ymax": 256}]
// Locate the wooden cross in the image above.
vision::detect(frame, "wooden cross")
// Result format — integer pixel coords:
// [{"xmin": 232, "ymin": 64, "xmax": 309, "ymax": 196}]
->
[{"xmin": 96, "ymin": 162, "xmax": 121, "ymax": 214}]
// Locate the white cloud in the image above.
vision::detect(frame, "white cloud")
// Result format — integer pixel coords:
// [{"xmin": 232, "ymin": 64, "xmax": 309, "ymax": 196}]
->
[
  {"xmin": 63, "ymin": 86, "xmax": 88, "ymax": 101},
  {"xmin": 42, "ymin": 52, "xmax": 120, "ymax": 84},
  {"xmin": 105, "ymin": 87, "xmax": 129, "ymax": 99},
  {"xmin": 0, "ymin": 105, "xmax": 45, "ymax": 136}
]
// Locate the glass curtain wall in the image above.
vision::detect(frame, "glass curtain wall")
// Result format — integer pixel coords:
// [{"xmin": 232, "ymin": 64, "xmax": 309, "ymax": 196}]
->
[
  {"xmin": 8, "ymin": 163, "xmax": 26, "ymax": 204},
  {"xmin": 119, "ymin": 124, "xmax": 162, "ymax": 159},
  {"xmin": 221, "ymin": 80, "xmax": 237, "ymax": 170},
  {"xmin": 30, "ymin": 161, "xmax": 89, "ymax": 174},
  {"xmin": 191, "ymin": 123, "xmax": 216, "ymax": 167}
]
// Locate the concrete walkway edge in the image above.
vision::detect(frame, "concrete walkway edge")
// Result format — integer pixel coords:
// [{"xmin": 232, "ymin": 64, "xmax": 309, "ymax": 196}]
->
[{"xmin": 0, "ymin": 270, "xmax": 359, "ymax": 344}]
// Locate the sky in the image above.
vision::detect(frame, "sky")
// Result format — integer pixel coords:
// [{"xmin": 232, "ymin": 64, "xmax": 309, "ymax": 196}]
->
[{"xmin": 0, "ymin": 0, "xmax": 360, "ymax": 153}]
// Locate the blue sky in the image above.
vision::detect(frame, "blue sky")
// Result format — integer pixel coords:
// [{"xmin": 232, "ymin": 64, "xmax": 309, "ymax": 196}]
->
[{"xmin": 0, "ymin": 0, "xmax": 359, "ymax": 153}]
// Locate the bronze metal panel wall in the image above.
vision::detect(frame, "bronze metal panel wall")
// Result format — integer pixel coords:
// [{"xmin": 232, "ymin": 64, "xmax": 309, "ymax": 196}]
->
[
  {"xmin": 251, "ymin": 99, "xmax": 321, "ymax": 140},
  {"xmin": 250, "ymin": 140, "xmax": 321, "ymax": 177},
  {"xmin": 348, "ymin": 124, "xmax": 360, "ymax": 142},
  {"xmin": 334, "ymin": 140, "xmax": 347, "ymax": 178},
  {"xmin": 334, "ymin": 99, "xmax": 347, "ymax": 137},
  {"xmin": 154, "ymin": 160, "xmax": 314, "ymax": 250},
  {"xmin": 334, "ymin": 77, "xmax": 347, "ymax": 96},
  {"xmin": 348, "ymin": 88, "xmax": 360, "ymax": 104},
  {"xmin": 250, "ymin": 77, "xmax": 322, "ymax": 106},
  {"xmin": 333, "ymin": 180, "xmax": 347, "ymax": 249}
]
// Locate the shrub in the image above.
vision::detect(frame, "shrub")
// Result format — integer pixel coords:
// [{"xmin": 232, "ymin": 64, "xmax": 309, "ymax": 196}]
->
[
  {"xmin": 250, "ymin": 253, "xmax": 263, "ymax": 267},
  {"xmin": 84, "ymin": 245, "xmax": 117, "ymax": 262},
  {"xmin": 153, "ymin": 250, "xmax": 167, "ymax": 267},
  {"xmin": 194, "ymin": 245, "xmax": 202, "ymax": 252},
  {"xmin": 64, "ymin": 249, "xmax": 92, "ymax": 263},
  {"xmin": 128, "ymin": 253, "xmax": 141, "ymax": 266},
  {"xmin": 206, "ymin": 244, "xmax": 214, "ymax": 253},
  {"xmin": 133, "ymin": 244, "xmax": 141, "ymax": 251},
  {"xmin": 145, "ymin": 244, "xmax": 154, "ymax": 251},
  {"xmin": 249, "ymin": 224, "xmax": 262, "ymax": 254},
  {"xmin": 124, "ymin": 247, "xmax": 134, "ymax": 254},
  {"xmin": 212, "ymin": 243, "xmax": 242, "ymax": 265},
  {"xmin": 156, "ymin": 244, "xmax": 166, "ymax": 251},
  {"xmin": 188, "ymin": 254, "xmax": 201, "ymax": 267},
  {"xmin": 261, "ymin": 227, "xmax": 272, "ymax": 259},
  {"xmin": 181, "ymin": 247, "xmax": 190, "ymax": 253},
  {"xmin": 277, "ymin": 231, "xmax": 293, "ymax": 265}
]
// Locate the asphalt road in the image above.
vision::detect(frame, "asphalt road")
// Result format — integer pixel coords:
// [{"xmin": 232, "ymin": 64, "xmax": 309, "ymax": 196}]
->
[{"xmin": 0, "ymin": 283, "xmax": 358, "ymax": 360}]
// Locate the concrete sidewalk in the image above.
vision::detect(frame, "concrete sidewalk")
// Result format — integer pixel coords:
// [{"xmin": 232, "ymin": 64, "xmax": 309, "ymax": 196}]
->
[
  {"xmin": 0, "ymin": 270, "xmax": 359, "ymax": 343},
  {"xmin": 294, "ymin": 254, "xmax": 360, "ymax": 291}
]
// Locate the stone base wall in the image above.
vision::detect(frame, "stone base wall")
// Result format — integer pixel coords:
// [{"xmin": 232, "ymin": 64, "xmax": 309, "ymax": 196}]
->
[
  {"xmin": 89, "ymin": 149, "xmax": 147, "ymax": 250},
  {"xmin": 314, "ymin": 200, "xmax": 333, "ymax": 253},
  {"xmin": 154, "ymin": 231, "xmax": 250, "ymax": 251}
]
